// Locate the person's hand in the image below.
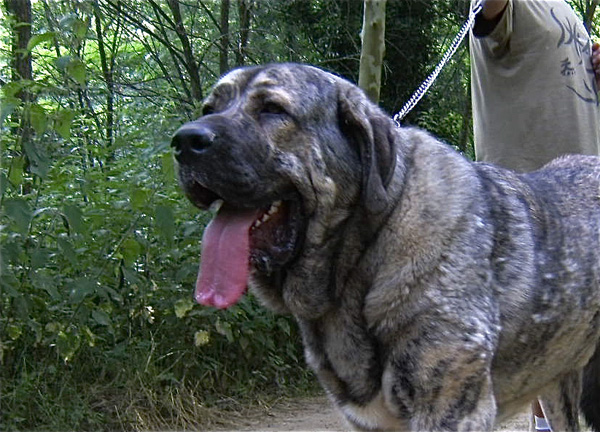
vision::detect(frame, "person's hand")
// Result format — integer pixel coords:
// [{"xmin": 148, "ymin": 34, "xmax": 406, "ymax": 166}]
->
[{"xmin": 592, "ymin": 42, "xmax": 600, "ymax": 89}]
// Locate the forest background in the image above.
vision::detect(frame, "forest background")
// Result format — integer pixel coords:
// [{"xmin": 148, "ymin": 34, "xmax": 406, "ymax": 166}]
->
[{"xmin": 1, "ymin": 1, "xmax": 598, "ymax": 430}]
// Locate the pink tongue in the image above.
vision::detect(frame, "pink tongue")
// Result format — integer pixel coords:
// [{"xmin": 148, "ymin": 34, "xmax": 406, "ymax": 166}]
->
[{"xmin": 195, "ymin": 206, "xmax": 259, "ymax": 308}]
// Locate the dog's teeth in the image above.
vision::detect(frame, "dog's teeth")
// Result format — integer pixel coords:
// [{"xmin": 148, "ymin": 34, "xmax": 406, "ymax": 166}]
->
[
  {"xmin": 252, "ymin": 201, "xmax": 282, "ymax": 229},
  {"xmin": 209, "ymin": 199, "xmax": 223, "ymax": 213},
  {"xmin": 269, "ymin": 201, "xmax": 282, "ymax": 215}
]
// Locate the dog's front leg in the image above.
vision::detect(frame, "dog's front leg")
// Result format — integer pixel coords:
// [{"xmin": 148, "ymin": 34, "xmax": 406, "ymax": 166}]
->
[
  {"xmin": 538, "ymin": 370, "xmax": 582, "ymax": 432},
  {"xmin": 412, "ymin": 374, "xmax": 496, "ymax": 432},
  {"xmin": 384, "ymin": 348, "xmax": 497, "ymax": 431}
]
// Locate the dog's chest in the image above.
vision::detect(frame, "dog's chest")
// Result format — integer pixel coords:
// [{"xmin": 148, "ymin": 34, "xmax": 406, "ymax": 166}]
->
[{"xmin": 298, "ymin": 312, "xmax": 389, "ymax": 411}]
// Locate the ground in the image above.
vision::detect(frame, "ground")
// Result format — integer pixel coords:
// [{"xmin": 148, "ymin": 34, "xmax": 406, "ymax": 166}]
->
[{"xmin": 208, "ymin": 395, "xmax": 532, "ymax": 431}]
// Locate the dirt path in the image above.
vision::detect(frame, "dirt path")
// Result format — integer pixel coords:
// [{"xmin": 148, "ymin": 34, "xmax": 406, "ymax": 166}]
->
[{"xmin": 210, "ymin": 396, "xmax": 531, "ymax": 431}]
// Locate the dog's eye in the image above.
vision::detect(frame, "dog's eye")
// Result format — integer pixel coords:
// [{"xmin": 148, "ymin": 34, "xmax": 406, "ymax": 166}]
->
[
  {"xmin": 261, "ymin": 102, "xmax": 287, "ymax": 116},
  {"xmin": 202, "ymin": 104, "xmax": 215, "ymax": 116}
]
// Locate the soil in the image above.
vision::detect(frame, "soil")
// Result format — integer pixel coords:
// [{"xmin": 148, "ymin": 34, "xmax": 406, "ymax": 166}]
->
[{"xmin": 209, "ymin": 395, "xmax": 532, "ymax": 431}]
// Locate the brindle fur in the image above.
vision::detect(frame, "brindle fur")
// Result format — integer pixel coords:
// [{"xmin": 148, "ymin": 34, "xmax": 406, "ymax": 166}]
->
[{"xmin": 172, "ymin": 64, "xmax": 600, "ymax": 431}]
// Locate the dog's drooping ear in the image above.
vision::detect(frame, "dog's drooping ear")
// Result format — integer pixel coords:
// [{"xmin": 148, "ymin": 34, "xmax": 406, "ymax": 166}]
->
[{"xmin": 337, "ymin": 82, "xmax": 397, "ymax": 214}]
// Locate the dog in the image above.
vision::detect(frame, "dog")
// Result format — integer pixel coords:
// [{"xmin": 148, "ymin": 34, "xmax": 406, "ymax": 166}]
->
[{"xmin": 171, "ymin": 63, "xmax": 600, "ymax": 431}]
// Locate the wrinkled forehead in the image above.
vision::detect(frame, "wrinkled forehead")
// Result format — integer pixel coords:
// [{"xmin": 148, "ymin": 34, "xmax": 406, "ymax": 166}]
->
[{"xmin": 208, "ymin": 64, "xmax": 340, "ymax": 103}]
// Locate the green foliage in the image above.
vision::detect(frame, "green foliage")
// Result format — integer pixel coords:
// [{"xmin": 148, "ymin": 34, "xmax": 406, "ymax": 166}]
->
[{"xmin": 11, "ymin": 0, "xmax": 589, "ymax": 429}]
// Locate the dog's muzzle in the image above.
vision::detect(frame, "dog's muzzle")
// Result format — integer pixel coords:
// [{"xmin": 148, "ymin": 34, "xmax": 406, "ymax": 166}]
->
[{"xmin": 171, "ymin": 122, "xmax": 217, "ymax": 162}]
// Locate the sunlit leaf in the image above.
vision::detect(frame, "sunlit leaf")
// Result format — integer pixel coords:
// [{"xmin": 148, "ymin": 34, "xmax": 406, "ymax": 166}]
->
[
  {"xmin": 194, "ymin": 330, "xmax": 210, "ymax": 347},
  {"xmin": 26, "ymin": 32, "xmax": 56, "ymax": 52},
  {"xmin": 174, "ymin": 298, "xmax": 194, "ymax": 318},
  {"xmin": 56, "ymin": 330, "xmax": 80, "ymax": 362},
  {"xmin": 66, "ymin": 58, "xmax": 86, "ymax": 86},
  {"xmin": 54, "ymin": 109, "xmax": 76, "ymax": 139},
  {"xmin": 29, "ymin": 103, "xmax": 48, "ymax": 134},
  {"xmin": 130, "ymin": 187, "xmax": 151, "ymax": 210},
  {"xmin": 7, "ymin": 156, "xmax": 25, "ymax": 187}
]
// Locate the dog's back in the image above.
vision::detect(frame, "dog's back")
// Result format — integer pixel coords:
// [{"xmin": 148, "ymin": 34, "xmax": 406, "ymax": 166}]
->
[{"xmin": 473, "ymin": 154, "xmax": 600, "ymax": 427}]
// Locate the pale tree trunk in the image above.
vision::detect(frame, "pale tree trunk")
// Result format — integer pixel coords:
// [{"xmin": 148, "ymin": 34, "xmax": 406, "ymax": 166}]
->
[{"xmin": 358, "ymin": 0, "xmax": 386, "ymax": 104}]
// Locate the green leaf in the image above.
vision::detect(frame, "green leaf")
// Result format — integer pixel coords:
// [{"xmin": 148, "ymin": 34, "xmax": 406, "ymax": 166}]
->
[
  {"xmin": 155, "ymin": 205, "xmax": 175, "ymax": 242},
  {"xmin": 55, "ymin": 55, "xmax": 72, "ymax": 72},
  {"xmin": 1, "ymin": 82, "xmax": 26, "ymax": 98},
  {"xmin": 2, "ymin": 198, "xmax": 31, "ymax": 234},
  {"xmin": 130, "ymin": 187, "xmax": 151, "ymax": 210},
  {"xmin": 174, "ymin": 298, "xmax": 194, "ymax": 319},
  {"xmin": 0, "ymin": 99, "xmax": 17, "ymax": 125},
  {"xmin": 56, "ymin": 330, "xmax": 80, "ymax": 362},
  {"xmin": 0, "ymin": 173, "xmax": 8, "ymax": 197},
  {"xmin": 121, "ymin": 238, "xmax": 142, "ymax": 266},
  {"xmin": 215, "ymin": 319, "xmax": 234, "ymax": 343},
  {"xmin": 29, "ymin": 103, "xmax": 48, "ymax": 134},
  {"xmin": 194, "ymin": 330, "xmax": 210, "ymax": 347},
  {"xmin": 73, "ymin": 18, "xmax": 89, "ymax": 40},
  {"xmin": 31, "ymin": 271, "xmax": 60, "ymax": 300},
  {"xmin": 26, "ymin": 32, "xmax": 56, "ymax": 52},
  {"xmin": 31, "ymin": 248, "xmax": 50, "ymax": 270},
  {"xmin": 7, "ymin": 156, "xmax": 25, "ymax": 186},
  {"xmin": 54, "ymin": 109, "xmax": 76, "ymax": 139},
  {"xmin": 68, "ymin": 278, "xmax": 96, "ymax": 303},
  {"xmin": 58, "ymin": 237, "xmax": 78, "ymax": 265},
  {"xmin": 66, "ymin": 58, "xmax": 86, "ymax": 86},
  {"xmin": 7, "ymin": 324, "xmax": 22, "ymax": 340},
  {"xmin": 59, "ymin": 15, "xmax": 88, "ymax": 40},
  {"xmin": 22, "ymin": 139, "xmax": 50, "ymax": 178},
  {"xmin": 91, "ymin": 309, "xmax": 111, "ymax": 326},
  {"xmin": 161, "ymin": 152, "xmax": 175, "ymax": 180},
  {"xmin": 63, "ymin": 204, "xmax": 85, "ymax": 234}
]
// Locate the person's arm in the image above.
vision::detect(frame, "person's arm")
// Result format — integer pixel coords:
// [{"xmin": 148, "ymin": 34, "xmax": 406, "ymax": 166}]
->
[
  {"xmin": 481, "ymin": 0, "xmax": 509, "ymax": 20},
  {"xmin": 472, "ymin": 0, "xmax": 510, "ymax": 38}
]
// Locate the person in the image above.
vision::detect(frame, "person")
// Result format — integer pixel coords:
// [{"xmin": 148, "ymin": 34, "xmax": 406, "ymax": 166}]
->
[
  {"xmin": 469, "ymin": 0, "xmax": 600, "ymax": 430},
  {"xmin": 470, "ymin": 0, "xmax": 600, "ymax": 173}
]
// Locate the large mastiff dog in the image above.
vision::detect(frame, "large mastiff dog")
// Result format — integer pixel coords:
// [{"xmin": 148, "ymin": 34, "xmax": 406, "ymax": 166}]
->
[{"xmin": 171, "ymin": 64, "xmax": 600, "ymax": 431}]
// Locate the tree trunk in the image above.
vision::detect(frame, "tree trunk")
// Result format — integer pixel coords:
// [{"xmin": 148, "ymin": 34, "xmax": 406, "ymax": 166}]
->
[
  {"xmin": 358, "ymin": 0, "xmax": 387, "ymax": 104},
  {"xmin": 93, "ymin": 1, "xmax": 115, "ymax": 148},
  {"xmin": 5, "ymin": 0, "xmax": 34, "ymax": 183},
  {"xmin": 166, "ymin": 0, "xmax": 203, "ymax": 102},
  {"xmin": 5, "ymin": 0, "xmax": 32, "ymax": 89},
  {"xmin": 235, "ymin": 0, "xmax": 251, "ymax": 66},
  {"xmin": 220, "ymin": 0, "xmax": 230, "ymax": 75}
]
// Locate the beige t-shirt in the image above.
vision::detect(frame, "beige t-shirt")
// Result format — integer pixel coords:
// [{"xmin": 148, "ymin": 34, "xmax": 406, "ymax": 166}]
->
[{"xmin": 470, "ymin": 0, "xmax": 600, "ymax": 172}]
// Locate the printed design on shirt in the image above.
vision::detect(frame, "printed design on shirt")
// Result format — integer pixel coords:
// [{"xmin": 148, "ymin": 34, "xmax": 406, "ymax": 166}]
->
[{"xmin": 551, "ymin": 7, "xmax": 598, "ymax": 104}]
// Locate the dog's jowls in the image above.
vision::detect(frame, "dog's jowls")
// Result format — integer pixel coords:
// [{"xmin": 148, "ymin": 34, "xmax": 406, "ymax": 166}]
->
[{"xmin": 171, "ymin": 63, "xmax": 600, "ymax": 431}]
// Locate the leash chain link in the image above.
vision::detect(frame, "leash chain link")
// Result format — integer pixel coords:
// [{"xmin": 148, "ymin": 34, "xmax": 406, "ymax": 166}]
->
[{"xmin": 393, "ymin": 0, "xmax": 484, "ymax": 126}]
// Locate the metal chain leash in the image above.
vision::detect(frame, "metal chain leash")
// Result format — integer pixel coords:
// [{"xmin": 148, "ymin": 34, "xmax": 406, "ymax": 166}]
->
[{"xmin": 393, "ymin": 0, "xmax": 484, "ymax": 125}]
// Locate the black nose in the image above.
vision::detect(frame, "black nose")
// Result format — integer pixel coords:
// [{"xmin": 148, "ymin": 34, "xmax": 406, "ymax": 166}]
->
[{"xmin": 171, "ymin": 123, "xmax": 216, "ymax": 160}]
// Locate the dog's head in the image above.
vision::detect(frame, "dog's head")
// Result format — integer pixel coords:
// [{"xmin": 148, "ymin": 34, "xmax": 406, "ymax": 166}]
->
[{"xmin": 171, "ymin": 63, "xmax": 397, "ymax": 313}]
